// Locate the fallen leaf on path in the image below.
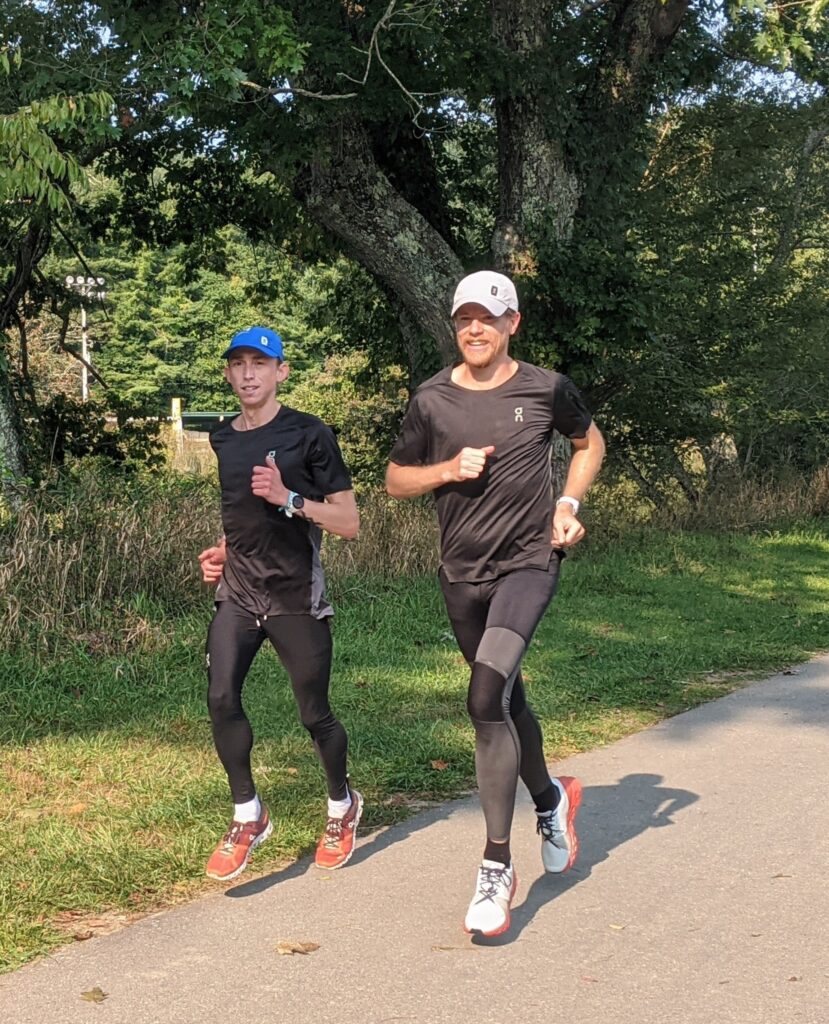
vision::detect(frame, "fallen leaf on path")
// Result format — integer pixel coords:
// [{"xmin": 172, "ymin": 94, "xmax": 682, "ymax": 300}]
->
[
  {"xmin": 782, "ymin": 669, "xmax": 799, "ymax": 675},
  {"xmin": 580, "ymin": 976, "xmax": 599, "ymax": 983},
  {"xmin": 80, "ymin": 987, "xmax": 107, "ymax": 1003},
  {"xmin": 788, "ymin": 976, "xmax": 801, "ymax": 982},
  {"xmin": 430, "ymin": 759, "xmax": 449, "ymax": 771},
  {"xmin": 276, "ymin": 940, "xmax": 320, "ymax": 956},
  {"xmin": 609, "ymin": 923, "xmax": 626, "ymax": 931},
  {"xmin": 772, "ymin": 873, "xmax": 793, "ymax": 879},
  {"xmin": 73, "ymin": 931, "xmax": 94, "ymax": 942}
]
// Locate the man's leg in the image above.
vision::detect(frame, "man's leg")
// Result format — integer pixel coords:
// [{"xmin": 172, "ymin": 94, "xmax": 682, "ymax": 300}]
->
[
  {"xmin": 266, "ymin": 615, "xmax": 362, "ymax": 870},
  {"xmin": 205, "ymin": 599, "xmax": 272, "ymax": 880},
  {"xmin": 487, "ymin": 558, "xmax": 582, "ymax": 875},
  {"xmin": 206, "ymin": 599, "xmax": 265, "ymax": 803},
  {"xmin": 441, "ymin": 566, "xmax": 560, "ymax": 856},
  {"xmin": 438, "ymin": 570, "xmax": 551, "ymax": 816}
]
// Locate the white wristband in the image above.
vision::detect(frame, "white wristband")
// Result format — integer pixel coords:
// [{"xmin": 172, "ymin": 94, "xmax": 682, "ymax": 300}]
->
[{"xmin": 556, "ymin": 495, "xmax": 580, "ymax": 515}]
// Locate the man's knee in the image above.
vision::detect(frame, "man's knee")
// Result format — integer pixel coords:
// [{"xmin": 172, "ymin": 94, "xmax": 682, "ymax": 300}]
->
[
  {"xmin": 467, "ymin": 662, "xmax": 509, "ymax": 722},
  {"xmin": 207, "ymin": 682, "xmax": 241, "ymax": 723},
  {"xmin": 474, "ymin": 626, "xmax": 525, "ymax": 678}
]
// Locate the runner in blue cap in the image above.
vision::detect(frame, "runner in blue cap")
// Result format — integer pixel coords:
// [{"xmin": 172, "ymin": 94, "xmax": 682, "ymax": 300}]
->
[{"xmin": 198, "ymin": 327, "xmax": 363, "ymax": 880}]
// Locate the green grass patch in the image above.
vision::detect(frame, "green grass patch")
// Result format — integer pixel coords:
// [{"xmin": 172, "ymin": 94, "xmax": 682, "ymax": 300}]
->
[{"xmin": 2, "ymin": 524, "xmax": 828, "ymax": 971}]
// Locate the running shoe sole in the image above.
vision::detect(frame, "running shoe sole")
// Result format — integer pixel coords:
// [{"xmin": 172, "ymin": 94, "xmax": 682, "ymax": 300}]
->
[
  {"xmin": 463, "ymin": 870, "xmax": 519, "ymax": 938},
  {"xmin": 315, "ymin": 790, "xmax": 364, "ymax": 870},
  {"xmin": 205, "ymin": 818, "xmax": 274, "ymax": 882},
  {"xmin": 556, "ymin": 775, "xmax": 582, "ymax": 873}
]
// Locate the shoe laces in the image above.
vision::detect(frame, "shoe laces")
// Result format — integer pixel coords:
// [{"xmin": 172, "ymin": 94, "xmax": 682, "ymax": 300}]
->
[
  {"xmin": 220, "ymin": 821, "xmax": 244, "ymax": 852},
  {"xmin": 536, "ymin": 812, "xmax": 564, "ymax": 845},
  {"xmin": 475, "ymin": 864, "xmax": 511, "ymax": 904},
  {"xmin": 321, "ymin": 815, "xmax": 346, "ymax": 850}
]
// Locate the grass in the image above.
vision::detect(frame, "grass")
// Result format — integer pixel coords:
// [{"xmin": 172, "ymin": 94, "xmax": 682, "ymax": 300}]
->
[{"xmin": 2, "ymin": 523, "xmax": 828, "ymax": 972}]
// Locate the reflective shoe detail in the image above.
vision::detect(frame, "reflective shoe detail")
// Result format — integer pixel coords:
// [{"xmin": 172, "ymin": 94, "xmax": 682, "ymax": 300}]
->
[
  {"xmin": 314, "ymin": 789, "xmax": 364, "ymax": 870},
  {"xmin": 463, "ymin": 860, "xmax": 518, "ymax": 937},
  {"xmin": 537, "ymin": 775, "xmax": 582, "ymax": 873},
  {"xmin": 205, "ymin": 807, "xmax": 273, "ymax": 881}
]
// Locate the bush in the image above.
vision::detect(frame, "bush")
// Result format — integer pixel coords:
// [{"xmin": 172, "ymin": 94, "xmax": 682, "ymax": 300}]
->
[{"xmin": 284, "ymin": 351, "xmax": 408, "ymax": 487}]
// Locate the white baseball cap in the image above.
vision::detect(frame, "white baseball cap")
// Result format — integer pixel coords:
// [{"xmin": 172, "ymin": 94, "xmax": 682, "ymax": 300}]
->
[{"xmin": 451, "ymin": 270, "xmax": 519, "ymax": 317}]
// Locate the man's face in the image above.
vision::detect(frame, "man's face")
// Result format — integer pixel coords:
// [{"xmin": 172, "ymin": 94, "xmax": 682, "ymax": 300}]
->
[
  {"xmin": 453, "ymin": 303, "xmax": 521, "ymax": 369},
  {"xmin": 224, "ymin": 348, "xmax": 288, "ymax": 407}
]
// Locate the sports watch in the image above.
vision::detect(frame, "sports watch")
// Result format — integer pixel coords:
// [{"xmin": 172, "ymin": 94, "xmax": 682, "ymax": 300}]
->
[{"xmin": 282, "ymin": 491, "xmax": 305, "ymax": 518}]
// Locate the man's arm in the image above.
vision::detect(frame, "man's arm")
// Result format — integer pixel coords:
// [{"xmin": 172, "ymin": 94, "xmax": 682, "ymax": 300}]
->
[
  {"xmin": 250, "ymin": 456, "xmax": 359, "ymax": 540},
  {"xmin": 385, "ymin": 445, "xmax": 495, "ymax": 499},
  {"xmin": 295, "ymin": 489, "xmax": 359, "ymax": 540},
  {"xmin": 551, "ymin": 422, "xmax": 606, "ymax": 547}
]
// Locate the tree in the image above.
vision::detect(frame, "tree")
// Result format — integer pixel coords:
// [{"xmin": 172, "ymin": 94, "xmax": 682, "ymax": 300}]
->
[
  {"xmin": 2, "ymin": 1, "xmax": 827, "ymax": 486},
  {"xmin": 1, "ymin": 38, "xmax": 113, "ymax": 493}
]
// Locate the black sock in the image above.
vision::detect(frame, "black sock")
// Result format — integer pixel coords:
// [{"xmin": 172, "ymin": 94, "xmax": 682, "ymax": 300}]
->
[
  {"xmin": 532, "ymin": 782, "xmax": 559, "ymax": 815},
  {"xmin": 484, "ymin": 839, "xmax": 511, "ymax": 866}
]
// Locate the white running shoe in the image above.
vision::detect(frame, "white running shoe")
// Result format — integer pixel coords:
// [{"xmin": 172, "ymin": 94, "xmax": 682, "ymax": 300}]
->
[
  {"xmin": 537, "ymin": 775, "xmax": 582, "ymax": 873},
  {"xmin": 463, "ymin": 860, "xmax": 518, "ymax": 937}
]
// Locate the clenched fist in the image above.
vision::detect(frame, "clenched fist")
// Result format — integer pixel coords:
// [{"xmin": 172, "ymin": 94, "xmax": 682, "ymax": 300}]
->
[{"xmin": 446, "ymin": 445, "xmax": 495, "ymax": 483}]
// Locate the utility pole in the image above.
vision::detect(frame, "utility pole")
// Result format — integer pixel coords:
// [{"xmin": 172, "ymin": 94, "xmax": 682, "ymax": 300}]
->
[{"xmin": 65, "ymin": 275, "xmax": 107, "ymax": 401}]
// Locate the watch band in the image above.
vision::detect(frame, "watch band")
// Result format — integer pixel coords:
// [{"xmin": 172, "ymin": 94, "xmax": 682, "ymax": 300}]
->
[
  {"xmin": 556, "ymin": 495, "xmax": 580, "ymax": 515},
  {"xmin": 282, "ymin": 491, "xmax": 302, "ymax": 518}
]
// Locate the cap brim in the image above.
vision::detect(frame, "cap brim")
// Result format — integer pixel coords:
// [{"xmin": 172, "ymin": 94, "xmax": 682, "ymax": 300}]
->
[
  {"xmin": 451, "ymin": 295, "xmax": 510, "ymax": 317},
  {"xmin": 222, "ymin": 344, "xmax": 282, "ymax": 360}
]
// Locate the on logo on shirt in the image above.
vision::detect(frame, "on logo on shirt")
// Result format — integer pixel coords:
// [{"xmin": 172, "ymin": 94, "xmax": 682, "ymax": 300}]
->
[{"xmin": 514, "ymin": 406, "xmax": 524, "ymax": 423}]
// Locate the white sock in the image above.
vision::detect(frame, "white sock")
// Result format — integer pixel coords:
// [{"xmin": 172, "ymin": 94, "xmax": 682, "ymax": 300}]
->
[
  {"xmin": 327, "ymin": 790, "xmax": 352, "ymax": 819},
  {"xmin": 234, "ymin": 795, "xmax": 261, "ymax": 823}
]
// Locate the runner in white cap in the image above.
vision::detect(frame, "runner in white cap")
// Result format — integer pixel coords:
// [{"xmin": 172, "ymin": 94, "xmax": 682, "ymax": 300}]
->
[{"xmin": 386, "ymin": 273, "xmax": 605, "ymax": 935}]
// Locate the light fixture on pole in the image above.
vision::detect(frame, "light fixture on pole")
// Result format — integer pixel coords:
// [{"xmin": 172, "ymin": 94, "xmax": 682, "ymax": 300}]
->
[{"xmin": 65, "ymin": 274, "xmax": 107, "ymax": 401}]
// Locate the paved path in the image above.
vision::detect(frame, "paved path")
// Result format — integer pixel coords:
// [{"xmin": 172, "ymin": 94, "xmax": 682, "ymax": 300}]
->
[{"xmin": 3, "ymin": 656, "xmax": 828, "ymax": 1024}]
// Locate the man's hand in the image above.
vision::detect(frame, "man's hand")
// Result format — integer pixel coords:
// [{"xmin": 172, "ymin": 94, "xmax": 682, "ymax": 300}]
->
[
  {"xmin": 552, "ymin": 508, "xmax": 586, "ymax": 548},
  {"xmin": 251, "ymin": 454, "xmax": 290, "ymax": 506},
  {"xmin": 445, "ymin": 445, "xmax": 495, "ymax": 483},
  {"xmin": 198, "ymin": 538, "xmax": 226, "ymax": 584}
]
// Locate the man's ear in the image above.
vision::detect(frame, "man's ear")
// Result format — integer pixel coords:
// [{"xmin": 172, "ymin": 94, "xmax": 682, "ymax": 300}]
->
[
  {"xmin": 276, "ymin": 360, "xmax": 290, "ymax": 384},
  {"xmin": 508, "ymin": 311, "xmax": 522, "ymax": 336}
]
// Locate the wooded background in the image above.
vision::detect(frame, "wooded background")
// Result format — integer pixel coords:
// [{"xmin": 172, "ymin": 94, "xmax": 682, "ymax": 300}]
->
[{"xmin": 2, "ymin": 0, "xmax": 827, "ymax": 497}]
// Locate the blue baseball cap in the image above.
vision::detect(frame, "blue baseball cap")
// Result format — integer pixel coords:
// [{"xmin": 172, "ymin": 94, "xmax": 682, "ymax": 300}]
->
[{"xmin": 222, "ymin": 326, "xmax": 284, "ymax": 360}]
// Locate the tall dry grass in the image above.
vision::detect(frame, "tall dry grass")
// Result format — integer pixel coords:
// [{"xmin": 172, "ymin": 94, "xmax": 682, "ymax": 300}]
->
[
  {"xmin": 2, "ymin": 459, "xmax": 827, "ymax": 656},
  {"xmin": 583, "ymin": 466, "xmax": 829, "ymax": 540},
  {"xmin": 0, "ymin": 466, "xmax": 219, "ymax": 654}
]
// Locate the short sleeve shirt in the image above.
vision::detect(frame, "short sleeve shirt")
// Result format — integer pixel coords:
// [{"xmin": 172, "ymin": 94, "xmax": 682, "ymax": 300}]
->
[
  {"xmin": 210, "ymin": 406, "xmax": 352, "ymax": 617},
  {"xmin": 389, "ymin": 362, "xmax": 593, "ymax": 582}
]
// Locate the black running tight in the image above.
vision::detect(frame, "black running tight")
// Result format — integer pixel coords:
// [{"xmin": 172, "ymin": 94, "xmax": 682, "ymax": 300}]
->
[
  {"xmin": 439, "ymin": 556, "xmax": 562, "ymax": 843},
  {"xmin": 206, "ymin": 600, "xmax": 348, "ymax": 803}
]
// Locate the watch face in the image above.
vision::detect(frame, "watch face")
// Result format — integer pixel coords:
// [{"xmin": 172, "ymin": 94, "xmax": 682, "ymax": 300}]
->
[{"xmin": 290, "ymin": 494, "xmax": 305, "ymax": 509}]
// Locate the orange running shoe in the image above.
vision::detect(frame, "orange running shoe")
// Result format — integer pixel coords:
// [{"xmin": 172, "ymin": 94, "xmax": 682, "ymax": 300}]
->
[
  {"xmin": 205, "ymin": 806, "xmax": 273, "ymax": 881},
  {"xmin": 314, "ymin": 790, "xmax": 364, "ymax": 870}
]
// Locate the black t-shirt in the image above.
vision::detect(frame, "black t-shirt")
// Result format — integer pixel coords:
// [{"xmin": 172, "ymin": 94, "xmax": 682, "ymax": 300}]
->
[
  {"xmin": 389, "ymin": 362, "xmax": 593, "ymax": 582},
  {"xmin": 210, "ymin": 406, "xmax": 352, "ymax": 617}
]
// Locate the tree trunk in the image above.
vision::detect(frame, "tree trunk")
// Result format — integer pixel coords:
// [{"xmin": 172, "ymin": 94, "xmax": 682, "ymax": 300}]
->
[
  {"xmin": 292, "ymin": 117, "xmax": 464, "ymax": 365},
  {"xmin": 0, "ymin": 379, "xmax": 24, "ymax": 508},
  {"xmin": 491, "ymin": 0, "xmax": 581, "ymax": 270}
]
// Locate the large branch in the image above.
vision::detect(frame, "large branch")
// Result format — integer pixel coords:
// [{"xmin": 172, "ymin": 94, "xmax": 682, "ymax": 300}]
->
[
  {"xmin": 293, "ymin": 117, "xmax": 464, "ymax": 364},
  {"xmin": 578, "ymin": 0, "xmax": 690, "ymax": 196},
  {"xmin": 491, "ymin": 0, "xmax": 581, "ymax": 262},
  {"xmin": 767, "ymin": 124, "xmax": 829, "ymax": 276}
]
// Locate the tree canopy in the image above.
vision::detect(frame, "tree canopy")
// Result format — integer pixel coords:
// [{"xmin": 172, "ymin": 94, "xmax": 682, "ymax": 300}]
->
[{"xmin": 1, "ymin": 1, "xmax": 827, "ymax": 492}]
